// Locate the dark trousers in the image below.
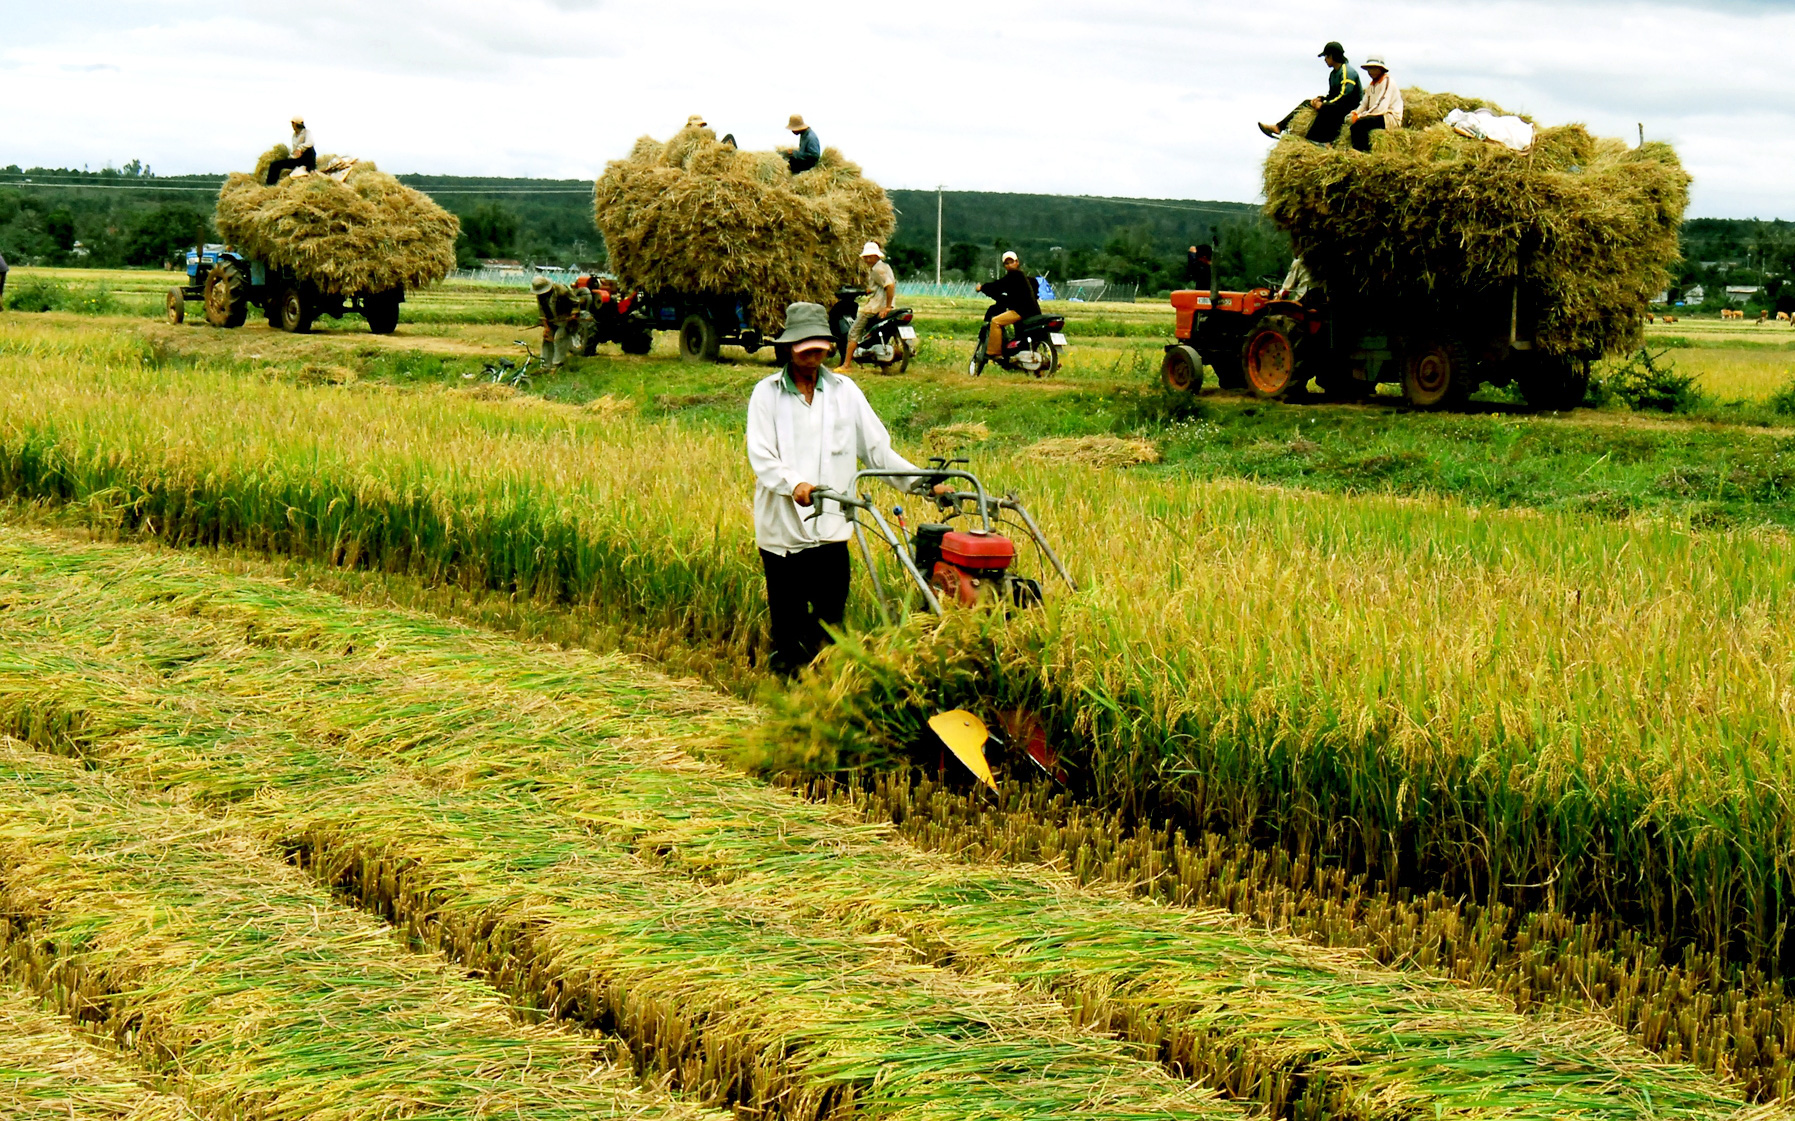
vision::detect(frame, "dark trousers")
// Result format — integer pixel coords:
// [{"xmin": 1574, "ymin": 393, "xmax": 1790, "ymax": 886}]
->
[
  {"xmin": 784, "ymin": 152, "xmax": 819, "ymax": 173},
  {"xmin": 1350, "ymin": 115, "xmax": 1387, "ymax": 152},
  {"xmin": 1279, "ymin": 100, "xmax": 1354, "ymax": 145},
  {"xmin": 265, "ymin": 148, "xmax": 317, "ymax": 184},
  {"xmin": 760, "ymin": 541, "xmax": 850, "ymax": 676}
]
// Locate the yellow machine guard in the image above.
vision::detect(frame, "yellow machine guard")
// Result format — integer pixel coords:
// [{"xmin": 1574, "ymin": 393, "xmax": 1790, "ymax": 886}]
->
[{"xmin": 928, "ymin": 709, "xmax": 998, "ymax": 792}]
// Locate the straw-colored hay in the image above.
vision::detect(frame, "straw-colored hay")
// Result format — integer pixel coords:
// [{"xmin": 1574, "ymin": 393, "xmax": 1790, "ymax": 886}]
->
[
  {"xmin": 214, "ymin": 146, "xmax": 458, "ymax": 295},
  {"xmin": 1024, "ymin": 435, "xmax": 1161, "ymax": 468},
  {"xmin": 593, "ymin": 124, "xmax": 894, "ymax": 333},
  {"xmin": 1262, "ymin": 91, "xmax": 1688, "ymax": 358}
]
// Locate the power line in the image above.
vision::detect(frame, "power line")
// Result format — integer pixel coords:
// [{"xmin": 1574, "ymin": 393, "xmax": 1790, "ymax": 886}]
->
[{"xmin": 0, "ymin": 180, "xmax": 221, "ymax": 192}]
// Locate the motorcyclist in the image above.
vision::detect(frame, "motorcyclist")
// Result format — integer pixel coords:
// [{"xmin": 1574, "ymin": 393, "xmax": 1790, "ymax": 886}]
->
[{"xmin": 974, "ymin": 251, "xmax": 1040, "ymax": 369}]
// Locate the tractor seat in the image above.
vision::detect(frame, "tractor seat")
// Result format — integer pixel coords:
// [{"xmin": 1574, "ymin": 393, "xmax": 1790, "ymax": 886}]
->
[{"xmin": 1017, "ymin": 314, "xmax": 1057, "ymax": 333}]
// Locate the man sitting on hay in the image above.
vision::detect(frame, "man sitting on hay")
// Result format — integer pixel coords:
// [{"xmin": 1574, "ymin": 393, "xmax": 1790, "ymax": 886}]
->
[{"xmin": 1259, "ymin": 41, "xmax": 1361, "ymax": 146}]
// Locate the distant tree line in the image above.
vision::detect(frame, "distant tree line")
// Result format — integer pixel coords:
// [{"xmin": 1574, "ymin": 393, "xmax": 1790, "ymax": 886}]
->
[{"xmin": 3, "ymin": 164, "xmax": 1788, "ymax": 309}]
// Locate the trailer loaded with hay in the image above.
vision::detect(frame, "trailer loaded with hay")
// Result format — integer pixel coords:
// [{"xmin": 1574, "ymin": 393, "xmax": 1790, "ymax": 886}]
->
[
  {"xmin": 593, "ymin": 122, "xmax": 894, "ymax": 361},
  {"xmin": 1162, "ymin": 92, "xmax": 1689, "ymax": 409},
  {"xmin": 167, "ymin": 146, "xmax": 459, "ymax": 335}
]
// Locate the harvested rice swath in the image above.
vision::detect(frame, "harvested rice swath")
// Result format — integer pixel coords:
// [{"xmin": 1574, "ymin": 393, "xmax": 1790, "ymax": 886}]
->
[
  {"xmin": 0, "ymin": 982, "xmax": 183, "ymax": 1121},
  {"xmin": 1262, "ymin": 90, "xmax": 1688, "ymax": 357},
  {"xmin": 594, "ymin": 123, "xmax": 894, "ymax": 332},
  {"xmin": 0, "ymin": 740, "xmax": 730, "ymax": 1121},
  {"xmin": 214, "ymin": 146, "xmax": 458, "ymax": 295},
  {"xmin": 0, "ymin": 531, "xmax": 1773, "ymax": 1121}
]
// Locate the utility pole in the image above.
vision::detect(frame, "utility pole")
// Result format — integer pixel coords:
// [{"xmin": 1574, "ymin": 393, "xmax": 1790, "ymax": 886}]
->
[{"xmin": 935, "ymin": 185, "xmax": 944, "ymax": 285}]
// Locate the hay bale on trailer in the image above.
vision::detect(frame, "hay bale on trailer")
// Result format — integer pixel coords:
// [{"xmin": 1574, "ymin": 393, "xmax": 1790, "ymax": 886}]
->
[
  {"xmin": 593, "ymin": 122, "xmax": 894, "ymax": 337},
  {"xmin": 190, "ymin": 146, "xmax": 459, "ymax": 335},
  {"xmin": 217, "ymin": 146, "xmax": 459, "ymax": 296},
  {"xmin": 1262, "ymin": 91, "xmax": 1689, "ymax": 363}
]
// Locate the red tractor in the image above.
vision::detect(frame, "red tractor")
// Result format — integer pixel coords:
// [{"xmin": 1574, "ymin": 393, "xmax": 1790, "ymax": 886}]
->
[{"xmin": 1160, "ymin": 275, "xmax": 1590, "ymax": 410}]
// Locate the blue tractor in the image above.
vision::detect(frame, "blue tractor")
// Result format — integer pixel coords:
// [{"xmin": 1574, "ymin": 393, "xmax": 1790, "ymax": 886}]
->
[{"xmin": 165, "ymin": 244, "xmax": 404, "ymax": 334}]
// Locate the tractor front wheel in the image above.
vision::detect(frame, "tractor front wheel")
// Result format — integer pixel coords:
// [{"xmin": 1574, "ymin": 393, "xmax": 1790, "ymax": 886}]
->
[
  {"xmin": 1242, "ymin": 315, "xmax": 1306, "ymax": 399},
  {"xmin": 203, "ymin": 262, "xmax": 248, "ymax": 328},
  {"xmin": 678, "ymin": 314, "xmax": 720, "ymax": 362},
  {"xmin": 165, "ymin": 287, "xmax": 186, "ymax": 325},
  {"xmin": 1400, "ymin": 337, "xmax": 1470, "ymax": 409},
  {"xmin": 1161, "ymin": 345, "xmax": 1203, "ymax": 393}
]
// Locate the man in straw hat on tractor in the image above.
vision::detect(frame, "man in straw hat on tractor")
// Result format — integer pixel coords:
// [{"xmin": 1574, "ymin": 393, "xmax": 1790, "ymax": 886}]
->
[
  {"xmin": 746, "ymin": 301, "xmax": 944, "ymax": 677},
  {"xmin": 837, "ymin": 241, "xmax": 897, "ymax": 373},
  {"xmin": 779, "ymin": 114, "xmax": 822, "ymax": 173},
  {"xmin": 1258, "ymin": 41, "xmax": 1361, "ymax": 146},
  {"xmin": 1349, "ymin": 55, "xmax": 1405, "ymax": 151},
  {"xmin": 264, "ymin": 116, "xmax": 318, "ymax": 184}
]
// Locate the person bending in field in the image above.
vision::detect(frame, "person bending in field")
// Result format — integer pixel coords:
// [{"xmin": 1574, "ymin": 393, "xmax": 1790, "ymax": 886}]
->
[
  {"xmin": 264, "ymin": 116, "xmax": 318, "ymax": 184},
  {"xmin": 837, "ymin": 241, "xmax": 896, "ymax": 373},
  {"xmin": 746, "ymin": 301, "xmax": 945, "ymax": 677},
  {"xmin": 531, "ymin": 276, "xmax": 579, "ymax": 370},
  {"xmin": 1349, "ymin": 55, "xmax": 1404, "ymax": 152},
  {"xmin": 779, "ymin": 114, "xmax": 822, "ymax": 173},
  {"xmin": 974, "ymin": 251, "xmax": 1041, "ymax": 370},
  {"xmin": 1258, "ymin": 42, "xmax": 1361, "ymax": 146}
]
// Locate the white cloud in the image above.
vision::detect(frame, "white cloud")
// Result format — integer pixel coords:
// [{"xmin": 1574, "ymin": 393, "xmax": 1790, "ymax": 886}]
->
[{"xmin": 2, "ymin": 0, "xmax": 1787, "ymax": 217}]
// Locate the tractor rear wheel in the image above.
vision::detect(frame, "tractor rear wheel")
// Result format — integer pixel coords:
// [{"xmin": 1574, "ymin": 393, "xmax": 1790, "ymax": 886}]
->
[
  {"xmin": 363, "ymin": 289, "xmax": 401, "ymax": 334},
  {"xmin": 165, "ymin": 288, "xmax": 186, "ymax": 325},
  {"xmin": 203, "ymin": 262, "xmax": 248, "ymax": 328},
  {"xmin": 1161, "ymin": 345, "xmax": 1203, "ymax": 393},
  {"xmin": 1400, "ymin": 337, "xmax": 1470, "ymax": 409},
  {"xmin": 679, "ymin": 313, "xmax": 720, "ymax": 362},
  {"xmin": 273, "ymin": 285, "xmax": 313, "ymax": 333},
  {"xmin": 1242, "ymin": 315, "xmax": 1306, "ymax": 399}
]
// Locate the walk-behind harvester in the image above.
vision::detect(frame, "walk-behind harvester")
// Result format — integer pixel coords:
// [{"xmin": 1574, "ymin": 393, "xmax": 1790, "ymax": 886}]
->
[{"xmin": 806, "ymin": 460, "xmax": 1076, "ymax": 789}]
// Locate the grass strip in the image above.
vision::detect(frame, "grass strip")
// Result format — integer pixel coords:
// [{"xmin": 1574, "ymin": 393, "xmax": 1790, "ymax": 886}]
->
[
  {"xmin": 0, "ymin": 741, "xmax": 728, "ymax": 1121},
  {"xmin": 0, "ymin": 981, "xmax": 186, "ymax": 1121},
  {"xmin": 0, "ymin": 528, "xmax": 1774, "ymax": 1119}
]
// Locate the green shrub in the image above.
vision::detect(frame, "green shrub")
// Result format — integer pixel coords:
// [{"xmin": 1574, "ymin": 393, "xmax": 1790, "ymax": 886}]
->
[
  {"xmin": 1592, "ymin": 348, "xmax": 1705, "ymax": 412},
  {"xmin": 3, "ymin": 279, "xmax": 120, "ymax": 316},
  {"xmin": 1767, "ymin": 374, "xmax": 1795, "ymax": 417}
]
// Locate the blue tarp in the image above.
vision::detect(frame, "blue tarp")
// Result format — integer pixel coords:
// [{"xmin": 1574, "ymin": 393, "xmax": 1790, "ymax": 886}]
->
[{"xmin": 1036, "ymin": 276, "xmax": 1056, "ymax": 301}]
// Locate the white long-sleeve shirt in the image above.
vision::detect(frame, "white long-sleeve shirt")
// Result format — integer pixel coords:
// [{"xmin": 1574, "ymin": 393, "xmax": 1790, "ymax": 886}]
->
[
  {"xmin": 291, "ymin": 126, "xmax": 313, "ymax": 154},
  {"xmin": 1358, "ymin": 75, "xmax": 1404, "ymax": 127},
  {"xmin": 745, "ymin": 366, "xmax": 924, "ymax": 555}
]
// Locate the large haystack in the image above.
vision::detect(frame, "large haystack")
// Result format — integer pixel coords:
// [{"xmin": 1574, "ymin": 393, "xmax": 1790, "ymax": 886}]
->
[
  {"xmin": 214, "ymin": 147, "xmax": 459, "ymax": 295},
  {"xmin": 1263, "ymin": 91, "xmax": 1688, "ymax": 357},
  {"xmin": 593, "ymin": 124, "xmax": 895, "ymax": 333}
]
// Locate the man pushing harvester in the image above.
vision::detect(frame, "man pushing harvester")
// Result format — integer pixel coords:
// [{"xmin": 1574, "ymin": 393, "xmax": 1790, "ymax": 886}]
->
[
  {"xmin": 1259, "ymin": 42, "xmax": 1361, "ymax": 146},
  {"xmin": 746, "ymin": 301, "xmax": 945, "ymax": 677}
]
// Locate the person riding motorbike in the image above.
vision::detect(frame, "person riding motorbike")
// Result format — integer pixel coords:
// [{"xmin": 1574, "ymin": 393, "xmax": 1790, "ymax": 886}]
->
[{"xmin": 973, "ymin": 251, "xmax": 1040, "ymax": 370}]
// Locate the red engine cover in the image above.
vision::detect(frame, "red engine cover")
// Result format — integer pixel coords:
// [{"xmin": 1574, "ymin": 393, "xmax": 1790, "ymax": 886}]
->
[{"xmin": 940, "ymin": 531, "xmax": 1014, "ymax": 570}]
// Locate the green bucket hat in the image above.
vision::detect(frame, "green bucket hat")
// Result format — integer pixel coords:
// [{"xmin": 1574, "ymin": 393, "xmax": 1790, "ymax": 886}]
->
[{"xmin": 773, "ymin": 301, "xmax": 834, "ymax": 346}]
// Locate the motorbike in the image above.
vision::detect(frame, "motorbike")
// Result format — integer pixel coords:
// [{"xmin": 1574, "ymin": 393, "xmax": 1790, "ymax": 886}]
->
[
  {"xmin": 970, "ymin": 311, "xmax": 1068, "ymax": 377},
  {"xmin": 829, "ymin": 288, "xmax": 919, "ymax": 374}
]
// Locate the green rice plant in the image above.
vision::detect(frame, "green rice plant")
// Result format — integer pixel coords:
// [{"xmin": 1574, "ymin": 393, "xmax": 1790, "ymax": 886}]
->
[
  {"xmin": 0, "ymin": 528, "xmax": 1774, "ymax": 1120},
  {"xmin": 0, "ymin": 741, "xmax": 728, "ymax": 1121},
  {"xmin": 7, "ymin": 318, "xmax": 1795, "ymax": 1088},
  {"xmin": 0, "ymin": 981, "xmax": 185, "ymax": 1121}
]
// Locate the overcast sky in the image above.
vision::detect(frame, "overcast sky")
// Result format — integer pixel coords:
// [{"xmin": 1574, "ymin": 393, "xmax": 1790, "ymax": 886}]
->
[{"xmin": 4, "ymin": 0, "xmax": 1790, "ymax": 218}]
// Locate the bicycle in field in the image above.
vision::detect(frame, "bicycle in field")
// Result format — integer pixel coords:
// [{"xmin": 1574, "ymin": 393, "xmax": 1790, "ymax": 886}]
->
[{"xmin": 465, "ymin": 341, "xmax": 540, "ymax": 390}]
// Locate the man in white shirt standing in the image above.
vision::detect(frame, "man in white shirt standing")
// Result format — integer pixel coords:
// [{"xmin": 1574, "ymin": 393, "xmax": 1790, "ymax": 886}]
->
[
  {"xmin": 746, "ymin": 301, "xmax": 938, "ymax": 676},
  {"xmin": 838, "ymin": 241, "xmax": 896, "ymax": 373},
  {"xmin": 265, "ymin": 116, "xmax": 318, "ymax": 184},
  {"xmin": 1349, "ymin": 56, "xmax": 1405, "ymax": 152}
]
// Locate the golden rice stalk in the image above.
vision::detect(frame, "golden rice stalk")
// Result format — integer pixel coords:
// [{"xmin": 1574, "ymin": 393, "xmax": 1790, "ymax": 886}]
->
[
  {"xmin": 215, "ymin": 146, "xmax": 458, "ymax": 295},
  {"xmin": 0, "ymin": 739, "xmax": 731, "ymax": 1121},
  {"xmin": 593, "ymin": 123, "xmax": 895, "ymax": 333},
  {"xmin": 0, "ymin": 981, "xmax": 185, "ymax": 1121},
  {"xmin": 1023, "ymin": 435, "xmax": 1161, "ymax": 468},
  {"xmin": 1262, "ymin": 90, "xmax": 1688, "ymax": 358}
]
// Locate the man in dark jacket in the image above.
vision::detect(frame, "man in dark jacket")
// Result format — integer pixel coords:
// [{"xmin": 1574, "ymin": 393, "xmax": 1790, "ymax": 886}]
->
[
  {"xmin": 1183, "ymin": 244, "xmax": 1213, "ymax": 286},
  {"xmin": 1258, "ymin": 42, "xmax": 1361, "ymax": 146},
  {"xmin": 975, "ymin": 251, "xmax": 1041, "ymax": 366}
]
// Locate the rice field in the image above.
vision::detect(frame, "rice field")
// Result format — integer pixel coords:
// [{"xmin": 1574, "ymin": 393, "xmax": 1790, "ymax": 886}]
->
[
  {"xmin": 0, "ymin": 525, "xmax": 1775, "ymax": 1119},
  {"xmin": 5, "ymin": 306, "xmax": 1795, "ymax": 1107}
]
